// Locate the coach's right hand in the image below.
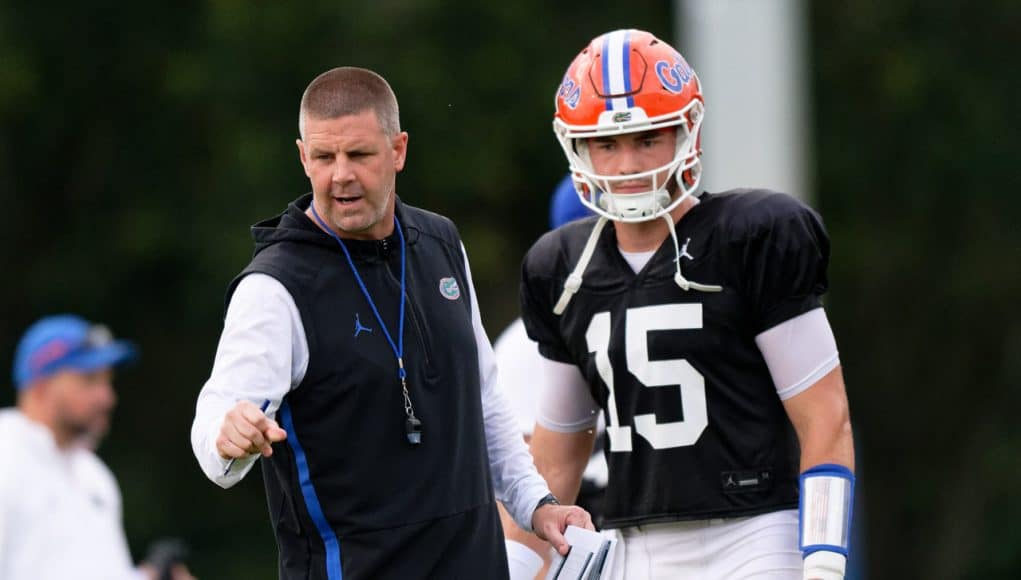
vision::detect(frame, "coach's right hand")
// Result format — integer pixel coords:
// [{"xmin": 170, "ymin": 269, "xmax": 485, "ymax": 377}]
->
[{"xmin": 216, "ymin": 400, "xmax": 288, "ymax": 460}]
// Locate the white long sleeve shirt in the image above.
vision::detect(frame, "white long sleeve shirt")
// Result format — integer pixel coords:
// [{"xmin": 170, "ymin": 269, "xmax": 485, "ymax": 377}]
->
[
  {"xmin": 191, "ymin": 247, "xmax": 551, "ymax": 531},
  {"xmin": 0, "ymin": 409, "xmax": 143, "ymax": 580}
]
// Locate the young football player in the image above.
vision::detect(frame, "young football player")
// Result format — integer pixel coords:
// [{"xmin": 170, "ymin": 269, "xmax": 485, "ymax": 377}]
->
[{"xmin": 522, "ymin": 29, "xmax": 855, "ymax": 580}]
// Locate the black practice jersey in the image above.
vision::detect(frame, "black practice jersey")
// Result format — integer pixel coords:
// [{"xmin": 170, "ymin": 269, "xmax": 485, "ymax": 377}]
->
[{"xmin": 521, "ymin": 189, "xmax": 831, "ymax": 528}]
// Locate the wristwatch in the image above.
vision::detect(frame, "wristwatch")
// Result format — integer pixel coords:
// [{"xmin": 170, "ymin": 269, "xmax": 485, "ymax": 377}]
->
[{"xmin": 534, "ymin": 493, "xmax": 560, "ymax": 512}]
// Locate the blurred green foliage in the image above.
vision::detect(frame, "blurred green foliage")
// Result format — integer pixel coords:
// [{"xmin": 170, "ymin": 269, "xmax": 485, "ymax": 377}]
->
[
  {"xmin": 813, "ymin": 2, "xmax": 1020, "ymax": 578},
  {"xmin": 0, "ymin": 1, "xmax": 1017, "ymax": 578}
]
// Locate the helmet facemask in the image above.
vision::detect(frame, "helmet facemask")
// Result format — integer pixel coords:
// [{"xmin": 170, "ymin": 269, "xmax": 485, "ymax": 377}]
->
[{"xmin": 555, "ymin": 98, "xmax": 704, "ymax": 224}]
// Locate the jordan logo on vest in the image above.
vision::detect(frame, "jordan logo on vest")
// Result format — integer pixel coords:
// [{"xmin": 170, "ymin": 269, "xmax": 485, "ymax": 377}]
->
[{"xmin": 353, "ymin": 313, "xmax": 373, "ymax": 338}]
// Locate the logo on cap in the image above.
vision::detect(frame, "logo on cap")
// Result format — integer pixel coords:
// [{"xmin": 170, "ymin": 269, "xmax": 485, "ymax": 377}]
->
[{"xmin": 29, "ymin": 340, "xmax": 72, "ymax": 372}]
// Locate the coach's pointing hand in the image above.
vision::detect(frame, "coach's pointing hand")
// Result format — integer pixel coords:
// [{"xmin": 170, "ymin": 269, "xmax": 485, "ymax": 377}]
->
[
  {"xmin": 532, "ymin": 503, "xmax": 595, "ymax": 556},
  {"xmin": 217, "ymin": 400, "xmax": 288, "ymax": 460}
]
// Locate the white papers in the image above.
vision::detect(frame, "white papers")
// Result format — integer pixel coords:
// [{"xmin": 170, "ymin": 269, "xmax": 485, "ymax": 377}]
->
[{"xmin": 545, "ymin": 526, "xmax": 618, "ymax": 580}]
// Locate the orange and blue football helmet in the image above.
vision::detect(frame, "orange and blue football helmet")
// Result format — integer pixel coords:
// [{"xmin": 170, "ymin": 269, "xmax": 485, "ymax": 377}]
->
[{"xmin": 554, "ymin": 29, "xmax": 705, "ymax": 223}]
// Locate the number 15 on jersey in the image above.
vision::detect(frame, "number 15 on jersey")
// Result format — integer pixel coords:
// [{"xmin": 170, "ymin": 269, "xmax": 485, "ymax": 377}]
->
[{"xmin": 586, "ymin": 303, "xmax": 708, "ymax": 452}]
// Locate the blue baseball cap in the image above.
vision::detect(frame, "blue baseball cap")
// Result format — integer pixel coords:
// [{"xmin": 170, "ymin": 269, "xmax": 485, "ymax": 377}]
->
[
  {"xmin": 12, "ymin": 315, "xmax": 137, "ymax": 391},
  {"xmin": 549, "ymin": 174, "xmax": 593, "ymax": 229}
]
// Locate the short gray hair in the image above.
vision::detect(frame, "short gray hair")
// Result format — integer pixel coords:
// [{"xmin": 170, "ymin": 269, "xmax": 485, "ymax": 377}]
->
[{"xmin": 298, "ymin": 67, "xmax": 401, "ymax": 138}]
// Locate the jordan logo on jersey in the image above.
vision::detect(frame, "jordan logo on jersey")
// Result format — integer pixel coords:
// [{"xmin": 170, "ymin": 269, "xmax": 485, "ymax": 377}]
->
[
  {"xmin": 353, "ymin": 313, "xmax": 373, "ymax": 338},
  {"xmin": 679, "ymin": 237, "xmax": 695, "ymax": 261},
  {"xmin": 721, "ymin": 469, "xmax": 771, "ymax": 492}
]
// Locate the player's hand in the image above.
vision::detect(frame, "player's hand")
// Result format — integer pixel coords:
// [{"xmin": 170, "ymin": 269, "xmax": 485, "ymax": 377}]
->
[
  {"xmin": 531, "ymin": 504, "xmax": 594, "ymax": 556},
  {"xmin": 216, "ymin": 400, "xmax": 287, "ymax": 460}
]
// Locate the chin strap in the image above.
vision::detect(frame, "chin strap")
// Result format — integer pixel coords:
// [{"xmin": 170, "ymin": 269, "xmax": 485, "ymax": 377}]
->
[
  {"xmin": 662, "ymin": 213, "xmax": 722, "ymax": 293},
  {"xmin": 554, "ymin": 216, "xmax": 608, "ymax": 315},
  {"xmin": 553, "ymin": 213, "xmax": 723, "ymax": 316}
]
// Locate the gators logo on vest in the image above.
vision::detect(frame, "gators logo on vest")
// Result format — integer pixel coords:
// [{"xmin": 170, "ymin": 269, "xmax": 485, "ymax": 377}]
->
[{"xmin": 439, "ymin": 277, "xmax": 461, "ymax": 300}]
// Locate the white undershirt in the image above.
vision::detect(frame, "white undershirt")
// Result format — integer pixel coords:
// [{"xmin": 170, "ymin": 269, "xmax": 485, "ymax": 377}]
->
[
  {"xmin": 535, "ymin": 247, "xmax": 841, "ymax": 431},
  {"xmin": 0, "ymin": 410, "xmax": 143, "ymax": 580},
  {"xmin": 190, "ymin": 244, "xmax": 551, "ymax": 531},
  {"xmin": 617, "ymin": 248, "xmax": 657, "ymax": 274}
]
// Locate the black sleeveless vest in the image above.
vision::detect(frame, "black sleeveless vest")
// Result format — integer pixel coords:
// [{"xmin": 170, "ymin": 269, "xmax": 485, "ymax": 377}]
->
[{"xmin": 227, "ymin": 194, "xmax": 509, "ymax": 580}]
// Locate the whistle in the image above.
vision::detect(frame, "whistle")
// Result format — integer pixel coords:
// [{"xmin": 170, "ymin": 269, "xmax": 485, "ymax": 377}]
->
[{"xmin": 405, "ymin": 415, "xmax": 422, "ymax": 445}]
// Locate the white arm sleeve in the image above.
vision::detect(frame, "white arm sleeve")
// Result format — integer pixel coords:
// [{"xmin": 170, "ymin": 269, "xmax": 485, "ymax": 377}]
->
[
  {"xmin": 536, "ymin": 356, "xmax": 600, "ymax": 433},
  {"xmin": 190, "ymin": 273, "xmax": 309, "ymax": 488},
  {"xmin": 461, "ymin": 244, "xmax": 551, "ymax": 531},
  {"xmin": 754, "ymin": 307, "xmax": 840, "ymax": 400},
  {"xmin": 492, "ymin": 319, "xmax": 543, "ymax": 435}
]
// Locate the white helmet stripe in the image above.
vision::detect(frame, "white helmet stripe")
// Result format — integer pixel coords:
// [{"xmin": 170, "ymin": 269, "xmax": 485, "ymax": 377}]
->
[{"xmin": 603, "ymin": 29, "xmax": 631, "ymax": 111}]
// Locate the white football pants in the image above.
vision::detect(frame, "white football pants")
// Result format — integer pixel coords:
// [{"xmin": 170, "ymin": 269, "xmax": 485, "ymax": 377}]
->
[{"xmin": 605, "ymin": 509, "xmax": 801, "ymax": 580}]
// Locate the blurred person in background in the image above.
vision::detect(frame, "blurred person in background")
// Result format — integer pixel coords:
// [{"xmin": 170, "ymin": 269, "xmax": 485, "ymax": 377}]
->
[
  {"xmin": 521, "ymin": 30, "xmax": 855, "ymax": 579},
  {"xmin": 0, "ymin": 315, "xmax": 194, "ymax": 580},
  {"xmin": 191, "ymin": 66, "xmax": 590, "ymax": 580},
  {"xmin": 497, "ymin": 175, "xmax": 607, "ymax": 580}
]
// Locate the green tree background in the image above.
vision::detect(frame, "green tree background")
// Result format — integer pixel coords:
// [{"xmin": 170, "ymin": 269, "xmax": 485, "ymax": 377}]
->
[{"xmin": 1, "ymin": 1, "xmax": 1017, "ymax": 578}]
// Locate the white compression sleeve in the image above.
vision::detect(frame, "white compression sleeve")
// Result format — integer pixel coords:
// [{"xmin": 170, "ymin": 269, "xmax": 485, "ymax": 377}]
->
[
  {"xmin": 755, "ymin": 308, "xmax": 840, "ymax": 400},
  {"xmin": 461, "ymin": 244, "xmax": 550, "ymax": 530},
  {"xmin": 535, "ymin": 355, "xmax": 600, "ymax": 432}
]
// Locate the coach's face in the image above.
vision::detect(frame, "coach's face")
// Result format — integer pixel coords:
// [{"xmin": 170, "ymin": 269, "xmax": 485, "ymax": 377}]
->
[{"xmin": 297, "ymin": 109, "xmax": 408, "ymax": 240}]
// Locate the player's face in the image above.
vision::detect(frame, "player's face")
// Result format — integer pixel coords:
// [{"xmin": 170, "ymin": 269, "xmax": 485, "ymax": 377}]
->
[
  {"xmin": 47, "ymin": 368, "xmax": 117, "ymax": 443},
  {"xmin": 297, "ymin": 110, "xmax": 408, "ymax": 240},
  {"xmin": 585, "ymin": 128, "xmax": 678, "ymax": 195}
]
